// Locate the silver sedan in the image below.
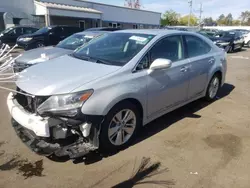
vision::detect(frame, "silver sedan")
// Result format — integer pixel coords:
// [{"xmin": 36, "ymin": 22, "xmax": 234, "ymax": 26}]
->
[{"xmin": 7, "ymin": 29, "xmax": 227, "ymax": 159}]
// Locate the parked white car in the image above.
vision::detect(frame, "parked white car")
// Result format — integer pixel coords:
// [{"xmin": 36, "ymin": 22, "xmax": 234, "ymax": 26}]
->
[{"xmin": 243, "ymin": 32, "xmax": 250, "ymax": 47}]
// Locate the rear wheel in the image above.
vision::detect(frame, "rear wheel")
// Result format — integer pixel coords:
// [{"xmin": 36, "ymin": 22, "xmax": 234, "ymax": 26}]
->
[
  {"xmin": 205, "ymin": 74, "xmax": 221, "ymax": 101},
  {"xmin": 99, "ymin": 101, "xmax": 141, "ymax": 152}
]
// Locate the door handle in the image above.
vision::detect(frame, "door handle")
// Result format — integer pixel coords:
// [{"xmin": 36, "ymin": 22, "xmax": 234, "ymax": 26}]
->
[
  {"xmin": 208, "ymin": 58, "xmax": 215, "ymax": 64},
  {"xmin": 180, "ymin": 67, "xmax": 187, "ymax": 72}
]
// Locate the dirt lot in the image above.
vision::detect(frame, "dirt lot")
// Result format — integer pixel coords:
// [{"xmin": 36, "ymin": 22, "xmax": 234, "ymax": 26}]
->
[{"xmin": 0, "ymin": 48, "xmax": 250, "ymax": 188}]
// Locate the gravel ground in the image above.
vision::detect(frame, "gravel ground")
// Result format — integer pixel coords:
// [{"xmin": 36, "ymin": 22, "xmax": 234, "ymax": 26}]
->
[{"xmin": 0, "ymin": 48, "xmax": 250, "ymax": 188}]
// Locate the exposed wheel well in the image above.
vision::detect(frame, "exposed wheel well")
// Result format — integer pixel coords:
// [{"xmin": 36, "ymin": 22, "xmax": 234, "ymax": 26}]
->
[
  {"xmin": 213, "ymin": 71, "xmax": 222, "ymax": 86},
  {"xmin": 112, "ymin": 98, "xmax": 143, "ymax": 119}
]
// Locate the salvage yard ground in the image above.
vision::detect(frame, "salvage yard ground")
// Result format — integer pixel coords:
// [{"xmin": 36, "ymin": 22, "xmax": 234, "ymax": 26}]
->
[{"xmin": 0, "ymin": 48, "xmax": 250, "ymax": 188}]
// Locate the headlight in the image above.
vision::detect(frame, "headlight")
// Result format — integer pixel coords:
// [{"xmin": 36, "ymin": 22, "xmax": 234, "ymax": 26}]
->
[
  {"xmin": 37, "ymin": 90, "xmax": 94, "ymax": 117},
  {"xmin": 19, "ymin": 37, "xmax": 33, "ymax": 42}
]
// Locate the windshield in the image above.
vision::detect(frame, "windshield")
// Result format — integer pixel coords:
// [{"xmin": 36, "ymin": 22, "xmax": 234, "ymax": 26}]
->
[
  {"xmin": 34, "ymin": 27, "xmax": 52, "ymax": 34},
  {"xmin": 0, "ymin": 27, "xmax": 14, "ymax": 34},
  {"xmin": 73, "ymin": 33, "xmax": 155, "ymax": 66},
  {"xmin": 56, "ymin": 34, "xmax": 95, "ymax": 50}
]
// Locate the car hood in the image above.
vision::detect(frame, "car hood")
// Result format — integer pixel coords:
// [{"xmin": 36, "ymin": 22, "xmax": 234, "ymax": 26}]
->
[
  {"xmin": 16, "ymin": 55, "xmax": 121, "ymax": 96},
  {"xmin": 15, "ymin": 46, "xmax": 72, "ymax": 64}
]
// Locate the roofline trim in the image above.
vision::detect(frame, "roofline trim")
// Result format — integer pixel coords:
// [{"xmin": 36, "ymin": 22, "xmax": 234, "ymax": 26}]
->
[
  {"xmin": 74, "ymin": 0, "xmax": 162, "ymax": 15},
  {"xmin": 34, "ymin": 1, "xmax": 102, "ymax": 15}
]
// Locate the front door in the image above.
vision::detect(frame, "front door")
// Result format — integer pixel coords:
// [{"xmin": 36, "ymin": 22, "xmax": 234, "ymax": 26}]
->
[
  {"xmin": 146, "ymin": 35, "xmax": 190, "ymax": 118},
  {"xmin": 184, "ymin": 35, "xmax": 214, "ymax": 99}
]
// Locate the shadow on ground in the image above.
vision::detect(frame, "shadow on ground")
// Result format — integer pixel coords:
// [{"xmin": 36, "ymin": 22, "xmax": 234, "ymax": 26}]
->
[
  {"xmin": 50, "ymin": 83, "xmax": 235, "ymax": 165},
  {"xmin": 88, "ymin": 157, "xmax": 175, "ymax": 188}
]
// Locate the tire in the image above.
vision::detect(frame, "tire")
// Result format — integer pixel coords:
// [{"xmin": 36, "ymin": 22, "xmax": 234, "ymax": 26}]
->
[
  {"xmin": 99, "ymin": 101, "xmax": 141, "ymax": 152},
  {"xmin": 205, "ymin": 74, "xmax": 221, "ymax": 101},
  {"xmin": 36, "ymin": 41, "xmax": 44, "ymax": 48},
  {"xmin": 247, "ymin": 41, "xmax": 250, "ymax": 48},
  {"xmin": 228, "ymin": 44, "xmax": 234, "ymax": 53}
]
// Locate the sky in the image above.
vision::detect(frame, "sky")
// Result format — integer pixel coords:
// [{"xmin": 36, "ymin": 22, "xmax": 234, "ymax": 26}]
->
[{"xmin": 88, "ymin": 0, "xmax": 250, "ymax": 19}]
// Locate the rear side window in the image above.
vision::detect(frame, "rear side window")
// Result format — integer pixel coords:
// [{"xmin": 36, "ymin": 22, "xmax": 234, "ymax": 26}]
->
[
  {"xmin": 150, "ymin": 35, "xmax": 184, "ymax": 62},
  {"xmin": 185, "ymin": 35, "xmax": 211, "ymax": 58}
]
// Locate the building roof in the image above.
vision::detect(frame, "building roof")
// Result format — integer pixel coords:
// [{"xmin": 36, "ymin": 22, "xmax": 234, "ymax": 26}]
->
[
  {"xmin": 75, "ymin": 0, "xmax": 161, "ymax": 15},
  {"xmin": 34, "ymin": 1, "xmax": 102, "ymax": 14}
]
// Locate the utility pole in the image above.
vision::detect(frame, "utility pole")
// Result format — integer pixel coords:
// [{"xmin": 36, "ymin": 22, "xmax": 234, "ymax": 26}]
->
[
  {"xmin": 199, "ymin": 3, "xmax": 203, "ymax": 29},
  {"xmin": 188, "ymin": 0, "xmax": 193, "ymax": 27}
]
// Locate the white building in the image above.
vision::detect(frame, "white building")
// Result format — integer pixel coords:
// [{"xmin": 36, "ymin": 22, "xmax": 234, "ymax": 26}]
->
[{"xmin": 0, "ymin": 0, "xmax": 161, "ymax": 30}]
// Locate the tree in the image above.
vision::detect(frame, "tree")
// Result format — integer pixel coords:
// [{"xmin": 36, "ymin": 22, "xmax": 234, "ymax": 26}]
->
[
  {"xmin": 232, "ymin": 20, "xmax": 241, "ymax": 26},
  {"xmin": 203, "ymin": 17, "xmax": 214, "ymax": 26},
  {"xmin": 161, "ymin": 10, "xmax": 180, "ymax": 26},
  {"xmin": 217, "ymin": 14, "xmax": 226, "ymax": 25},
  {"xmin": 179, "ymin": 15, "xmax": 198, "ymax": 26},
  {"xmin": 239, "ymin": 11, "xmax": 250, "ymax": 25},
  {"xmin": 225, "ymin": 13, "xmax": 233, "ymax": 26}
]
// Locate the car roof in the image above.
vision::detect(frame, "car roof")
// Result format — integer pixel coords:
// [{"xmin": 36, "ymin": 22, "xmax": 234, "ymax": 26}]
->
[
  {"xmin": 114, "ymin": 29, "xmax": 184, "ymax": 36},
  {"xmin": 75, "ymin": 30, "xmax": 110, "ymax": 36}
]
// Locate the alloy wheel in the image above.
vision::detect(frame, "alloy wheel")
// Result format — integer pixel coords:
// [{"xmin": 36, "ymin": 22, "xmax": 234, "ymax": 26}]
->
[
  {"xmin": 108, "ymin": 109, "xmax": 136, "ymax": 146},
  {"xmin": 209, "ymin": 77, "xmax": 219, "ymax": 99}
]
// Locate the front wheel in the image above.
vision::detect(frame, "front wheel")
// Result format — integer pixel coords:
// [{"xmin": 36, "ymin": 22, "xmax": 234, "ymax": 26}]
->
[
  {"xmin": 99, "ymin": 101, "xmax": 141, "ymax": 152},
  {"xmin": 36, "ymin": 41, "xmax": 44, "ymax": 48},
  {"xmin": 228, "ymin": 44, "xmax": 234, "ymax": 53},
  {"xmin": 247, "ymin": 41, "xmax": 250, "ymax": 48},
  {"xmin": 205, "ymin": 75, "xmax": 221, "ymax": 101}
]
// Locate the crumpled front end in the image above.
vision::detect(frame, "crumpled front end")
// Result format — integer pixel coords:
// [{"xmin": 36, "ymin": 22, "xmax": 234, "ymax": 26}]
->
[{"xmin": 7, "ymin": 92, "xmax": 104, "ymax": 158}]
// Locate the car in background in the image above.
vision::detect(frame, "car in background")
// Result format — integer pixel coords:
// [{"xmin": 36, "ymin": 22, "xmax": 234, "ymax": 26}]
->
[
  {"xmin": 212, "ymin": 30, "xmax": 244, "ymax": 52},
  {"xmin": 0, "ymin": 26, "xmax": 38, "ymax": 46},
  {"xmin": 243, "ymin": 32, "xmax": 250, "ymax": 47},
  {"xmin": 14, "ymin": 31, "xmax": 108, "ymax": 72},
  {"xmin": 17, "ymin": 25, "xmax": 82, "ymax": 50},
  {"xmin": 7, "ymin": 30, "xmax": 227, "ymax": 159},
  {"xmin": 85, "ymin": 27, "xmax": 121, "ymax": 32}
]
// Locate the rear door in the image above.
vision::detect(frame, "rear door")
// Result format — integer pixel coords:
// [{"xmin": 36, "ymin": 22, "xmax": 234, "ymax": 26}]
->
[{"xmin": 184, "ymin": 34, "xmax": 214, "ymax": 99}]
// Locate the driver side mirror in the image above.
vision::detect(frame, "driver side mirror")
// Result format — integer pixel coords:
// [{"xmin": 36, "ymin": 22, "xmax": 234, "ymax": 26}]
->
[{"xmin": 149, "ymin": 58, "xmax": 172, "ymax": 70}]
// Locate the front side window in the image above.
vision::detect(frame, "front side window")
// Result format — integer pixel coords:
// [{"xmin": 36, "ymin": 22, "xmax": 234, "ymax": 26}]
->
[
  {"xmin": 185, "ymin": 35, "xmax": 211, "ymax": 58},
  {"xmin": 34, "ymin": 27, "xmax": 52, "ymax": 34},
  {"xmin": 150, "ymin": 35, "xmax": 184, "ymax": 63},
  {"xmin": 23, "ymin": 28, "xmax": 34, "ymax": 34},
  {"xmin": 54, "ymin": 27, "xmax": 63, "ymax": 35},
  {"xmin": 73, "ymin": 33, "xmax": 155, "ymax": 66},
  {"xmin": 56, "ymin": 34, "xmax": 96, "ymax": 50}
]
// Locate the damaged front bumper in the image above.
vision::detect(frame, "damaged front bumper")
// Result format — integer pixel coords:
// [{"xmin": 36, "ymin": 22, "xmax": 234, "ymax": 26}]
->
[{"xmin": 7, "ymin": 92, "xmax": 104, "ymax": 158}]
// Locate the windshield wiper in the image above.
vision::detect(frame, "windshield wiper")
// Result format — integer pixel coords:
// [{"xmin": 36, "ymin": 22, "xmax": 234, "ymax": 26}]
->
[{"xmin": 95, "ymin": 58, "xmax": 112, "ymax": 65}]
